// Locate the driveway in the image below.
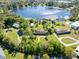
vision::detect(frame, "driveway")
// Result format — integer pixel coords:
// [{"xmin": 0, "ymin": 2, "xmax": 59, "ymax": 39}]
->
[{"xmin": 0, "ymin": 47, "xmax": 5, "ymax": 59}]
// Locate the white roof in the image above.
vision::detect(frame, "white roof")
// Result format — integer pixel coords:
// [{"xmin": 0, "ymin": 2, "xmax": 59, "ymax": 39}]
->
[
  {"xmin": 71, "ymin": 21, "xmax": 79, "ymax": 27},
  {"xmin": 30, "ymin": 23, "xmax": 34, "ymax": 27},
  {"xmin": 54, "ymin": 1, "xmax": 71, "ymax": 3},
  {"xmin": 43, "ymin": 15, "xmax": 58, "ymax": 20},
  {"xmin": 64, "ymin": 16, "xmax": 69, "ymax": 19},
  {"xmin": 13, "ymin": 23, "xmax": 19, "ymax": 28},
  {"xmin": 76, "ymin": 46, "xmax": 79, "ymax": 51}
]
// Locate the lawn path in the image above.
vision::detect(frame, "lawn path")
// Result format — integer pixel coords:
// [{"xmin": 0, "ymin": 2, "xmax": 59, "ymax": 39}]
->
[{"xmin": 54, "ymin": 33, "xmax": 79, "ymax": 47}]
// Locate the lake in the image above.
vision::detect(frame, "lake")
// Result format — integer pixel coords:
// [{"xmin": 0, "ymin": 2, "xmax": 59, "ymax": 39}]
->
[{"xmin": 14, "ymin": 6, "xmax": 71, "ymax": 20}]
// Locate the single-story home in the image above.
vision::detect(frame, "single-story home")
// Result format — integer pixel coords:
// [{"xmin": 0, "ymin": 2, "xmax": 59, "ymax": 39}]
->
[
  {"xmin": 54, "ymin": 0, "xmax": 72, "ymax": 4},
  {"xmin": 33, "ymin": 30, "xmax": 48, "ymax": 35},
  {"xmin": 30, "ymin": 23, "xmax": 34, "ymax": 27},
  {"xmin": 55, "ymin": 28, "xmax": 70, "ymax": 35},
  {"xmin": 12, "ymin": 22, "xmax": 20, "ymax": 28},
  {"xmin": 70, "ymin": 21, "xmax": 79, "ymax": 29}
]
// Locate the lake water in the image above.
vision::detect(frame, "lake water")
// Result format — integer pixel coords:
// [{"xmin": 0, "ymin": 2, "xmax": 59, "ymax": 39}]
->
[{"xmin": 14, "ymin": 6, "xmax": 71, "ymax": 20}]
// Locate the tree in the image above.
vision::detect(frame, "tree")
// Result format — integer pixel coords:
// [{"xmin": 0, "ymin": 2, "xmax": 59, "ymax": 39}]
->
[
  {"xmin": 0, "ymin": 20, "xmax": 5, "ymax": 29},
  {"xmin": 42, "ymin": 54, "xmax": 50, "ymax": 59},
  {"xmin": 0, "ymin": 29, "xmax": 4, "ymax": 42},
  {"xmin": 64, "ymin": 47, "xmax": 74, "ymax": 59},
  {"xmin": 25, "ymin": 28, "xmax": 33, "ymax": 36},
  {"xmin": 19, "ymin": 36, "xmax": 27, "ymax": 51},
  {"xmin": 27, "ymin": 55, "xmax": 32, "ymax": 59},
  {"xmin": 47, "ymin": 2, "xmax": 54, "ymax": 6},
  {"xmin": 70, "ymin": 6, "xmax": 79, "ymax": 21},
  {"xmin": 48, "ymin": 46, "xmax": 54, "ymax": 56},
  {"xmin": 52, "ymin": 41, "xmax": 65, "ymax": 57}
]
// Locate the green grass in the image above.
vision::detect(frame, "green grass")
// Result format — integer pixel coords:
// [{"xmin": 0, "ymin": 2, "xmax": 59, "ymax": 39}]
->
[
  {"xmin": 54, "ymin": 25, "xmax": 69, "ymax": 29},
  {"xmin": 59, "ymin": 34, "xmax": 79, "ymax": 41},
  {"xmin": 59, "ymin": 34, "xmax": 72, "ymax": 37},
  {"xmin": 47, "ymin": 34, "xmax": 59, "ymax": 42},
  {"xmin": 4, "ymin": 49, "xmax": 24, "ymax": 59},
  {"xmin": 35, "ymin": 24, "xmax": 44, "ymax": 30},
  {"xmin": 62, "ymin": 38, "xmax": 75, "ymax": 44},
  {"xmin": 5, "ymin": 29, "xmax": 18, "ymax": 45}
]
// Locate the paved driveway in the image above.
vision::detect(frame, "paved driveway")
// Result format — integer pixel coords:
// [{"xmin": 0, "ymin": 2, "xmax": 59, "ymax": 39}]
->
[{"xmin": 0, "ymin": 47, "xmax": 5, "ymax": 59}]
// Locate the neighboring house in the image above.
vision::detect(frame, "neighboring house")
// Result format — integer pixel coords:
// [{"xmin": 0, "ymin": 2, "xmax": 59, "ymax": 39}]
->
[
  {"xmin": 71, "ymin": 21, "xmax": 79, "ymax": 29},
  {"xmin": 55, "ymin": 28, "xmax": 70, "ymax": 35},
  {"xmin": 12, "ymin": 22, "xmax": 20, "ymax": 29},
  {"xmin": 33, "ymin": 30, "xmax": 48, "ymax": 35},
  {"xmin": 30, "ymin": 23, "xmax": 34, "ymax": 27},
  {"xmin": 0, "ymin": 47, "xmax": 5, "ymax": 59},
  {"xmin": 64, "ymin": 16, "xmax": 70, "ymax": 20},
  {"xmin": 54, "ymin": 0, "xmax": 72, "ymax": 4}
]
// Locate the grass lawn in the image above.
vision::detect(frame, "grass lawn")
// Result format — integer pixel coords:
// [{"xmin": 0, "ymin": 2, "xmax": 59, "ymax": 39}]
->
[
  {"xmin": 54, "ymin": 25, "xmax": 69, "ymax": 30},
  {"xmin": 61, "ymin": 38, "xmax": 76, "ymax": 44},
  {"xmin": 47, "ymin": 34, "xmax": 59, "ymax": 42},
  {"xmin": 35, "ymin": 24, "xmax": 44, "ymax": 30},
  {"xmin": 4, "ymin": 49, "xmax": 24, "ymax": 59},
  {"xmin": 59, "ymin": 34, "xmax": 72, "ymax": 37},
  {"xmin": 59, "ymin": 34, "xmax": 79, "ymax": 41},
  {"xmin": 5, "ymin": 28, "xmax": 18, "ymax": 45},
  {"xmin": 70, "ymin": 35, "xmax": 79, "ymax": 41}
]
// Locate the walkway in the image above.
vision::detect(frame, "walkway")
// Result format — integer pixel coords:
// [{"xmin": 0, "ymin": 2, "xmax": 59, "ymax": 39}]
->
[{"xmin": 54, "ymin": 33, "xmax": 79, "ymax": 47}]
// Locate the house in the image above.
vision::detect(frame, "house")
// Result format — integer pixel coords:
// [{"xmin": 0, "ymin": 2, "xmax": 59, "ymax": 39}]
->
[
  {"xmin": 33, "ymin": 30, "xmax": 48, "ymax": 35},
  {"xmin": 70, "ymin": 21, "xmax": 79, "ymax": 29},
  {"xmin": 55, "ymin": 28, "xmax": 70, "ymax": 35},
  {"xmin": 54, "ymin": 0, "xmax": 73, "ymax": 5},
  {"xmin": 30, "ymin": 23, "xmax": 34, "ymax": 27},
  {"xmin": 12, "ymin": 22, "xmax": 20, "ymax": 28}
]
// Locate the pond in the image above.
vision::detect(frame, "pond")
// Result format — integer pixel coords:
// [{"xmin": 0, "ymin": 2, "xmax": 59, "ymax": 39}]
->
[{"xmin": 14, "ymin": 6, "xmax": 71, "ymax": 20}]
